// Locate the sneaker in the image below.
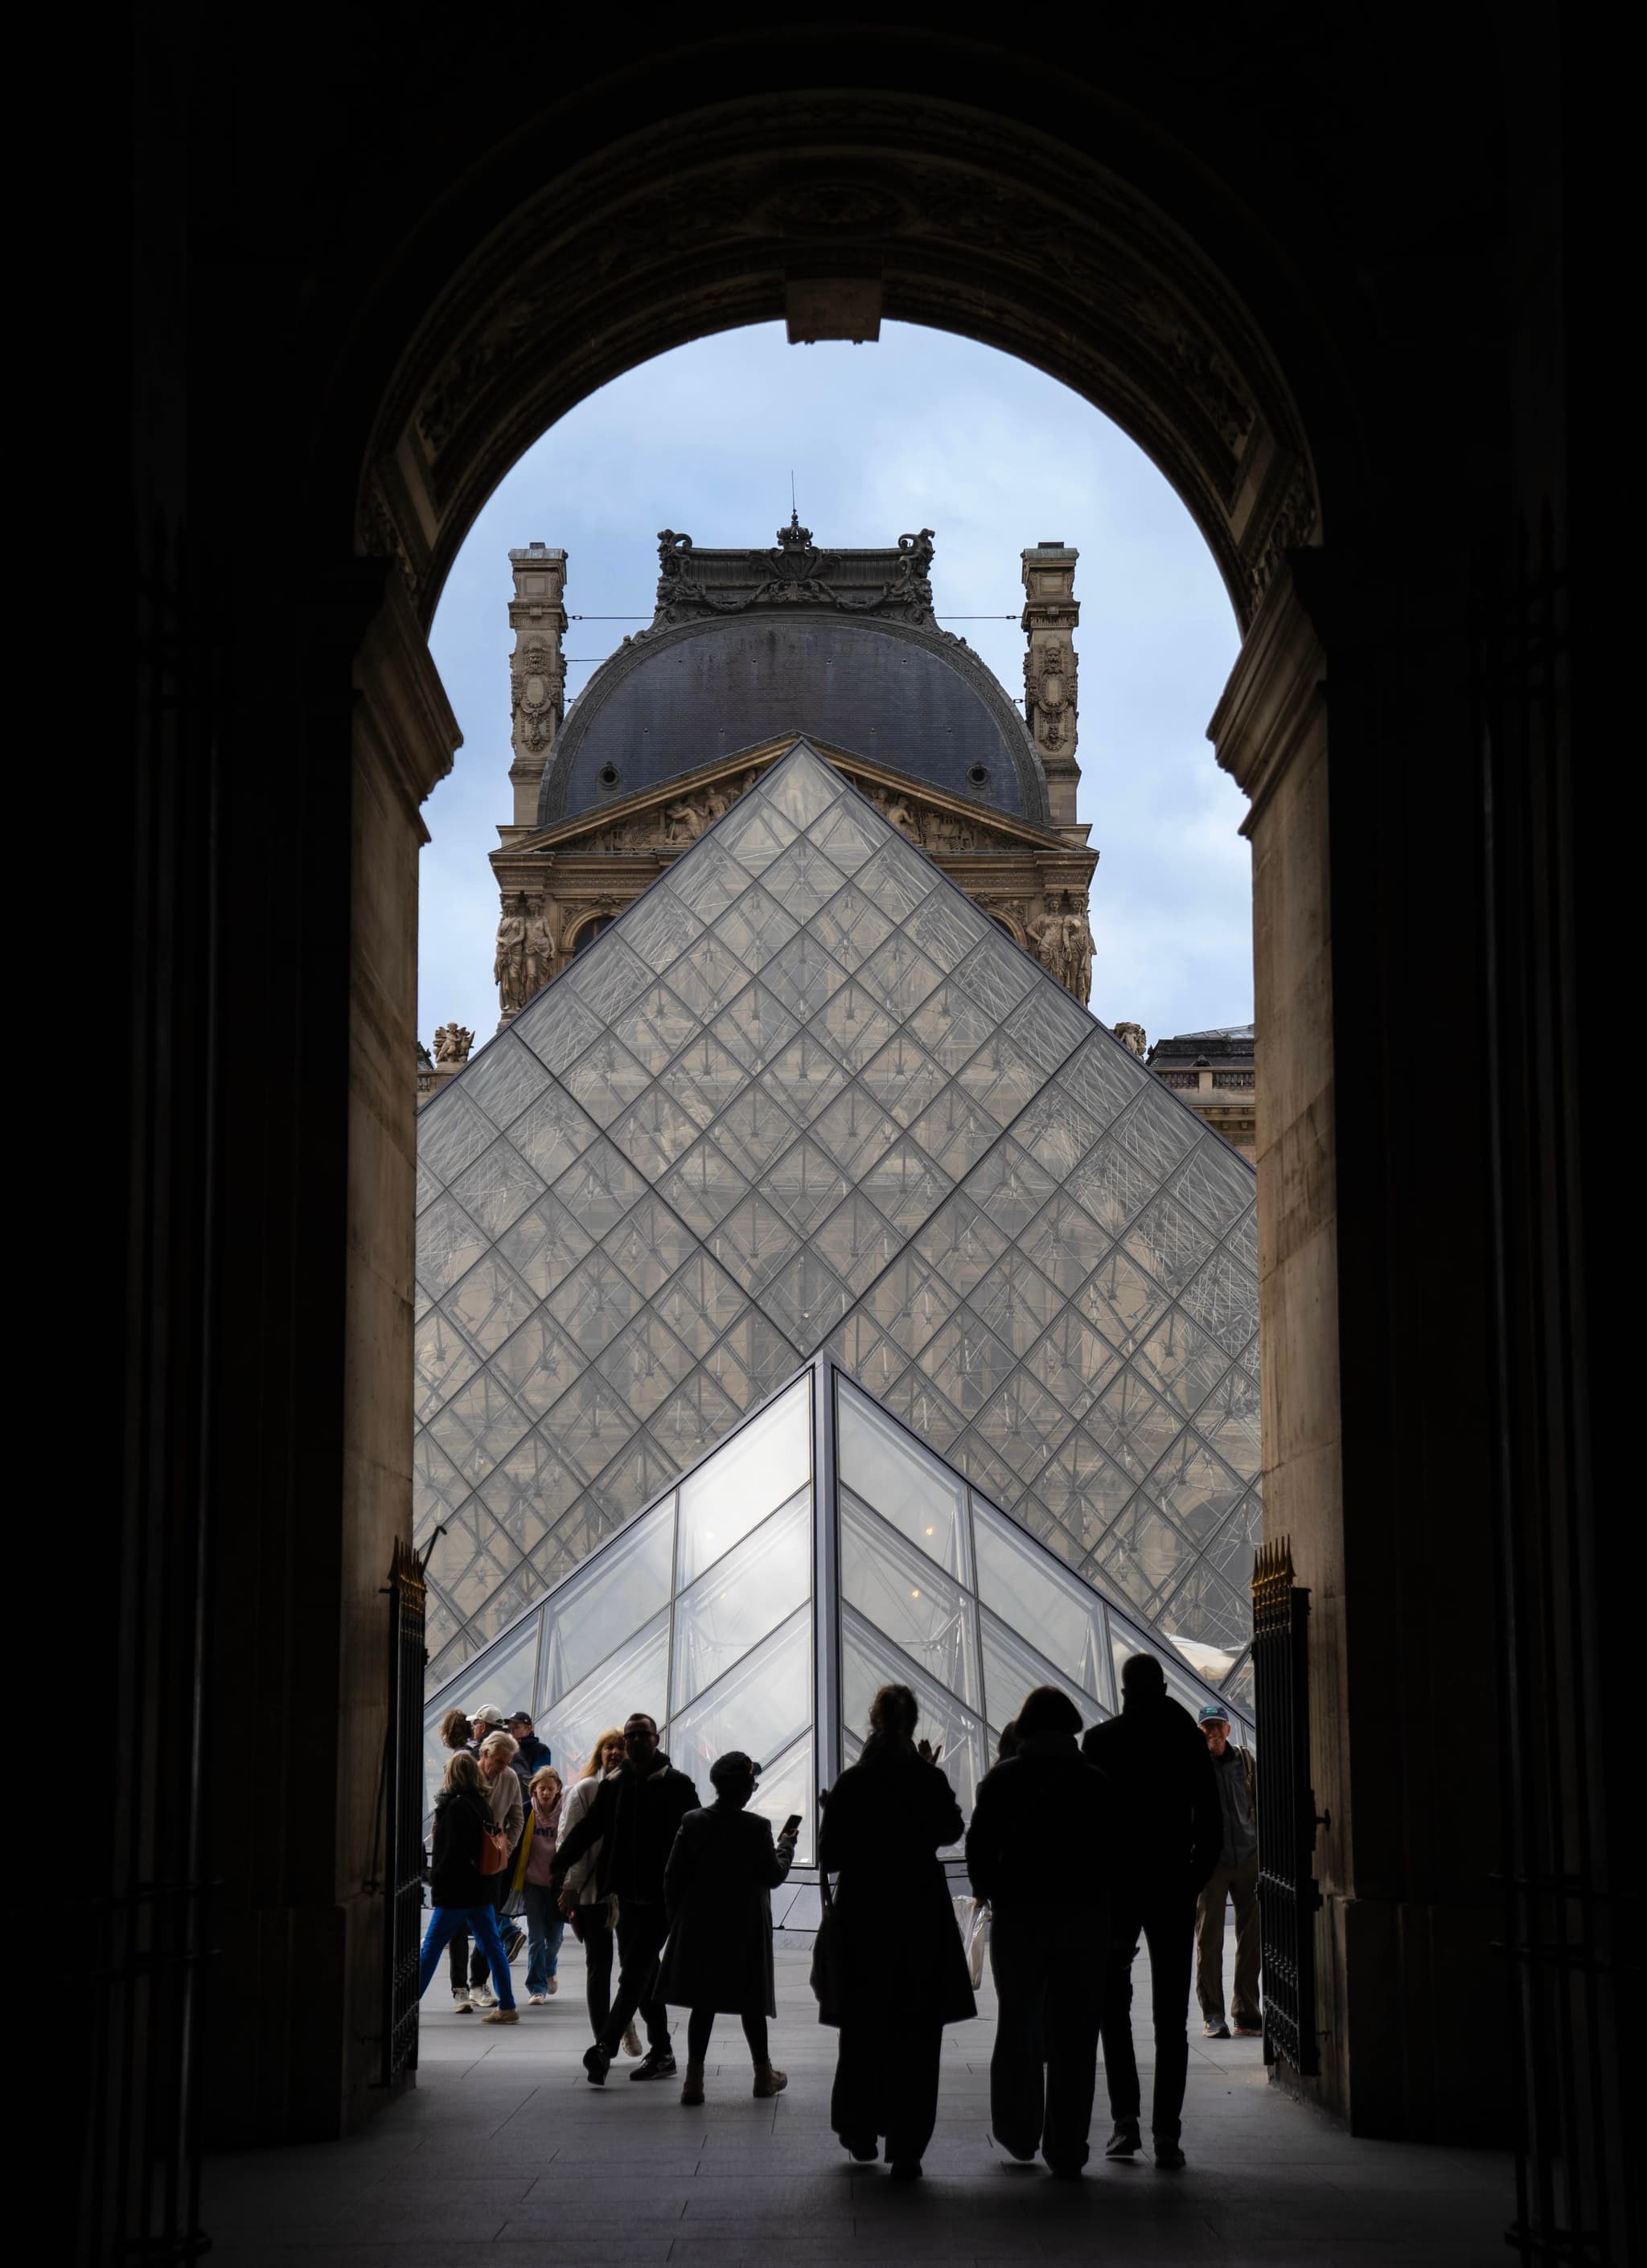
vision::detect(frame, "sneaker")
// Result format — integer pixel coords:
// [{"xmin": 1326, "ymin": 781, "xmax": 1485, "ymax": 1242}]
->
[
  {"xmin": 1202, "ymin": 2017, "xmax": 1230, "ymax": 2039},
  {"xmin": 582, "ymin": 2043, "xmax": 611, "ymax": 2087},
  {"xmin": 503, "ymin": 1930, "xmax": 527, "ymax": 1962},
  {"xmin": 544, "ymin": 1976, "xmax": 558, "ymax": 1995},
  {"xmin": 1154, "ymin": 2140, "xmax": 1186, "ymax": 2171},
  {"xmin": 680, "ymin": 2063, "xmax": 705, "ymax": 2106},
  {"xmin": 889, "ymin": 2160, "xmax": 923, "ymax": 2183},
  {"xmin": 471, "ymin": 1983, "xmax": 497, "ymax": 2009},
  {"xmin": 451, "ymin": 1991, "xmax": 474, "ymax": 2015},
  {"xmin": 752, "ymin": 2063, "xmax": 788, "ymax": 2098},
  {"xmin": 842, "ymin": 2135, "xmax": 877, "ymax": 2163},
  {"xmin": 1233, "ymin": 2017, "xmax": 1263, "ymax": 2036},
  {"xmin": 630, "ymin": 2048, "xmax": 678, "ymax": 2081},
  {"xmin": 482, "ymin": 2007, "xmax": 520, "ymax": 2025},
  {"xmin": 622, "ymin": 2023, "xmax": 644, "ymax": 2057},
  {"xmin": 1104, "ymin": 2120, "xmax": 1142, "ymax": 2159},
  {"xmin": 528, "ymin": 1992, "xmax": 548, "ymax": 2004}
]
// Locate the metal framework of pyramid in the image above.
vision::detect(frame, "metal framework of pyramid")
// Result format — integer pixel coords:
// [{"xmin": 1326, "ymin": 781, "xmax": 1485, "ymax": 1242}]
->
[
  {"xmin": 421, "ymin": 1354, "xmax": 1257, "ymax": 1883},
  {"xmin": 416, "ymin": 740, "xmax": 1261, "ymax": 1713}
]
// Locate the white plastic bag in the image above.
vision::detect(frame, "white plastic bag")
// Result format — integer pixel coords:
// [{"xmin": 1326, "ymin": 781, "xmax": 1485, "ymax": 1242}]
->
[{"xmin": 952, "ymin": 1893, "xmax": 988, "ymax": 1990}]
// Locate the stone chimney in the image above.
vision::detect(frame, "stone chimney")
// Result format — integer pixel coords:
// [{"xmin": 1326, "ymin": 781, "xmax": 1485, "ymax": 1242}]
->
[
  {"xmin": 1021, "ymin": 541, "xmax": 1080, "ymax": 828},
  {"xmin": 503, "ymin": 542, "xmax": 567, "ymax": 836}
]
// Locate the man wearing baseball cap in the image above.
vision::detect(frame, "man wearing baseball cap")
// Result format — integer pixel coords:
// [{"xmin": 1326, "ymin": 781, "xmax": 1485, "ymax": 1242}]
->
[{"xmin": 1194, "ymin": 1704, "xmax": 1260, "ymax": 2040}]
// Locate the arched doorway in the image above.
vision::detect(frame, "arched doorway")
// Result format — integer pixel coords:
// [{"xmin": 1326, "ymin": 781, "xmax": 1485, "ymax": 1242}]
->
[{"xmin": 117, "ymin": 27, "xmax": 1593, "ymax": 2260}]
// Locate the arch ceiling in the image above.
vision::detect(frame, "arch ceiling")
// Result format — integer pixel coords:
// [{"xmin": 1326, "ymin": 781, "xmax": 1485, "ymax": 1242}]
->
[{"xmin": 360, "ymin": 95, "xmax": 1319, "ymax": 630}]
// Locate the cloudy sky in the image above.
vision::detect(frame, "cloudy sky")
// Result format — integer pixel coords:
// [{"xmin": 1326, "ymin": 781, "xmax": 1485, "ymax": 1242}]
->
[{"xmin": 423, "ymin": 322, "xmax": 1249, "ymax": 1050}]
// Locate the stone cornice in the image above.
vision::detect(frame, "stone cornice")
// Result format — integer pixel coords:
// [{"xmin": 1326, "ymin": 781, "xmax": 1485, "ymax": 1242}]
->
[
  {"xmin": 351, "ymin": 574, "xmax": 463, "ymax": 831},
  {"xmin": 1205, "ymin": 552, "xmax": 1326, "ymax": 835}
]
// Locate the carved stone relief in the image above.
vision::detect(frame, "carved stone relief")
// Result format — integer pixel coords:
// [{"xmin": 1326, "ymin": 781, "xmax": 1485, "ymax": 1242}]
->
[{"xmin": 433, "ymin": 1023, "xmax": 474, "ymax": 1065}]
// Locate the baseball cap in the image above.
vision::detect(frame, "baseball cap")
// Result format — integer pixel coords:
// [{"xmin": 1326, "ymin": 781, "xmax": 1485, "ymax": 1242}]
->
[
  {"xmin": 470, "ymin": 1704, "xmax": 505, "ymax": 1728},
  {"xmin": 1197, "ymin": 1704, "xmax": 1231, "ymax": 1726},
  {"xmin": 505, "ymin": 1710, "xmax": 533, "ymax": 1726}
]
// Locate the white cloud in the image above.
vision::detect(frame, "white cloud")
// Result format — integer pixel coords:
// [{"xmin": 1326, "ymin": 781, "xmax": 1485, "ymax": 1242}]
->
[{"xmin": 423, "ymin": 323, "xmax": 1248, "ymax": 1052}]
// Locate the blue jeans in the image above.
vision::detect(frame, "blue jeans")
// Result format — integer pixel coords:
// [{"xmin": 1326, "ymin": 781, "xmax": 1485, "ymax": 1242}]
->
[
  {"xmin": 523, "ymin": 1884, "xmax": 565, "ymax": 1995},
  {"xmin": 419, "ymin": 1905, "xmax": 516, "ymax": 2009}
]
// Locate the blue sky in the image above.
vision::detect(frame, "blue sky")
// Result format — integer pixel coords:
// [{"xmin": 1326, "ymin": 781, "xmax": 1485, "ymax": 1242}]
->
[{"xmin": 423, "ymin": 322, "xmax": 1249, "ymax": 1050}]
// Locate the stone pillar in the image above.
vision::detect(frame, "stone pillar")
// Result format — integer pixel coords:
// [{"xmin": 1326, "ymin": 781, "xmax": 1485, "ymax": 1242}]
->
[
  {"xmin": 1021, "ymin": 541, "xmax": 1080, "ymax": 829},
  {"xmin": 504, "ymin": 541, "xmax": 566, "ymax": 834}
]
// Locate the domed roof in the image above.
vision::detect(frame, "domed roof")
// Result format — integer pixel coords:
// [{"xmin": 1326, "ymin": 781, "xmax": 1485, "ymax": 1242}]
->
[{"xmin": 536, "ymin": 520, "xmax": 1049, "ymax": 830}]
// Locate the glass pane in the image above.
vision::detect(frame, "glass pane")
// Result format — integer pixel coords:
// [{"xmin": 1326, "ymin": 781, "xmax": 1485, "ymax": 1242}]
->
[
  {"xmin": 840, "ymin": 1491, "xmax": 980, "ymax": 1709},
  {"xmin": 508, "ymin": 1081, "xmax": 601, "ymax": 1184},
  {"xmin": 677, "ymin": 1370, "xmax": 811, "ymax": 1584},
  {"xmin": 836, "ymin": 1375, "xmax": 971, "ymax": 1584},
  {"xmin": 544, "ymin": 1610, "xmax": 672, "ymax": 1780},
  {"xmin": 667, "ymin": 1606, "xmax": 812, "ymax": 1800},
  {"xmin": 609, "ymin": 1088, "xmax": 702, "ymax": 1178},
  {"xmin": 459, "ymin": 1031, "xmax": 550, "ymax": 1134},
  {"xmin": 761, "ymin": 1248, "xmax": 852, "ymax": 1353},
  {"xmin": 539, "ymin": 1496, "xmax": 676, "ymax": 1711},
  {"xmin": 762, "ymin": 932, "xmax": 849, "ymax": 1021},
  {"xmin": 840, "ymin": 1606, "xmax": 985, "ymax": 1839},
  {"xmin": 980, "ymin": 1602, "xmax": 1108, "ymax": 1732},
  {"xmin": 972, "ymin": 1497, "xmax": 1109, "ymax": 1703},
  {"xmin": 747, "ymin": 1731, "xmax": 816, "ymax": 1868},
  {"xmin": 671, "ymin": 1487, "xmax": 811, "ymax": 1712}
]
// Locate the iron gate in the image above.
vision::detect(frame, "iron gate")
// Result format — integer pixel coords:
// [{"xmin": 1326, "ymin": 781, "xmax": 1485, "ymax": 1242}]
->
[
  {"xmin": 381, "ymin": 1539, "xmax": 428, "ymax": 2088},
  {"xmin": 1251, "ymin": 1537, "xmax": 1322, "ymax": 2076}
]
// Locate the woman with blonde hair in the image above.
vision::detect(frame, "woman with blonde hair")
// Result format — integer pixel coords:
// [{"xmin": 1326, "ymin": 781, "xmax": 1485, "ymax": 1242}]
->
[
  {"xmin": 417, "ymin": 1753, "xmax": 518, "ymax": 2023},
  {"xmin": 518, "ymin": 1765, "xmax": 565, "ymax": 2003},
  {"xmin": 555, "ymin": 1729, "xmax": 641, "ymax": 2056}
]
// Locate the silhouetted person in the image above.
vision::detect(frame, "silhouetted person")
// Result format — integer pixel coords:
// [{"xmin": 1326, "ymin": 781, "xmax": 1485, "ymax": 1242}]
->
[
  {"xmin": 659, "ymin": 1751, "xmax": 798, "ymax": 2104},
  {"xmin": 1194, "ymin": 1702, "xmax": 1261, "ymax": 2039},
  {"xmin": 995, "ymin": 1719, "xmax": 1021, "ymax": 1761},
  {"xmin": 1082, "ymin": 1654, "xmax": 1220, "ymax": 2170},
  {"xmin": 967, "ymin": 1685, "xmax": 1116, "ymax": 2177},
  {"xmin": 551, "ymin": 1711, "xmax": 699, "ymax": 2085},
  {"xmin": 817, "ymin": 1683, "xmax": 976, "ymax": 2180}
]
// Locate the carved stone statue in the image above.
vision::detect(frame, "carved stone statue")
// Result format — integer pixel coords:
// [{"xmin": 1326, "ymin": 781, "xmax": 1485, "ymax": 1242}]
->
[
  {"xmin": 1115, "ymin": 1020, "xmax": 1148, "ymax": 1059},
  {"xmin": 1061, "ymin": 903, "xmax": 1095, "ymax": 1006},
  {"xmin": 523, "ymin": 897, "xmax": 555, "ymax": 1001},
  {"xmin": 433, "ymin": 1023, "xmax": 474, "ymax": 1066},
  {"xmin": 663, "ymin": 797, "xmax": 707, "ymax": 845},
  {"xmin": 1028, "ymin": 908, "xmax": 1070, "ymax": 990},
  {"xmin": 494, "ymin": 892, "xmax": 532, "ymax": 1015},
  {"xmin": 872, "ymin": 786, "xmax": 924, "ymax": 844}
]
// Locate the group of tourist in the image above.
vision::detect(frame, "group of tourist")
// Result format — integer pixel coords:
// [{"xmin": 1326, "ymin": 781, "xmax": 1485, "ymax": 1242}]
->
[{"xmin": 415, "ymin": 1655, "xmax": 1259, "ymax": 2183}]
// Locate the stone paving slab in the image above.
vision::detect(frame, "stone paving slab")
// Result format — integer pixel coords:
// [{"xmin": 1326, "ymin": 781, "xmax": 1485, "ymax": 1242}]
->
[{"xmin": 203, "ymin": 1932, "xmax": 1514, "ymax": 2265}]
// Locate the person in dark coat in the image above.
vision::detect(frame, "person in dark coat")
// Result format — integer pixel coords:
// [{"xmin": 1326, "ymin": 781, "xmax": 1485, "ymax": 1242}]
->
[
  {"xmin": 550, "ymin": 1710, "xmax": 700, "ymax": 2086},
  {"xmin": 1082, "ymin": 1653, "xmax": 1222, "ymax": 2169},
  {"xmin": 816, "ymin": 1682, "xmax": 976, "ymax": 2181},
  {"xmin": 416, "ymin": 1753, "xmax": 519, "ymax": 2022},
  {"xmin": 659, "ymin": 1751, "xmax": 798, "ymax": 2104},
  {"xmin": 966, "ymin": 1685, "xmax": 1117, "ymax": 2176}
]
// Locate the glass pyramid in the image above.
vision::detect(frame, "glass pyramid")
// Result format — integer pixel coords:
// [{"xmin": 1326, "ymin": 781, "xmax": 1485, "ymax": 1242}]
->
[
  {"xmin": 422, "ymin": 1355, "xmax": 1255, "ymax": 1872},
  {"xmin": 416, "ymin": 740, "xmax": 1261, "ymax": 1700}
]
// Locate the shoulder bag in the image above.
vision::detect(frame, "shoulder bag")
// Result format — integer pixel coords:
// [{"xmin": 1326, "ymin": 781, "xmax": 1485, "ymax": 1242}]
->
[{"xmin": 809, "ymin": 1869, "xmax": 845, "ymax": 2028}]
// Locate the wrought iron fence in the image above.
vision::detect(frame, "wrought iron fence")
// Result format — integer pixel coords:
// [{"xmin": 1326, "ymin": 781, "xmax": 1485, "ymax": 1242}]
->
[
  {"xmin": 1251, "ymin": 1537, "xmax": 1322, "ymax": 2076},
  {"xmin": 380, "ymin": 1540, "xmax": 428, "ymax": 2089}
]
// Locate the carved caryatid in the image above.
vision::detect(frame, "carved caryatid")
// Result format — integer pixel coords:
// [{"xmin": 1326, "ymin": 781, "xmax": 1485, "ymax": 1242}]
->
[
  {"xmin": 1028, "ymin": 906, "xmax": 1070, "ymax": 990},
  {"xmin": 433, "ymin": 1023, "xmax": 474, "ymax": 1065},
  {"xmin": 1061, "ymin": 902, "xmax": 1095, "ymax": 1007},
  {"xmin": 494, "ymin": 892, "xmax": 532, "ymax": 1016}
]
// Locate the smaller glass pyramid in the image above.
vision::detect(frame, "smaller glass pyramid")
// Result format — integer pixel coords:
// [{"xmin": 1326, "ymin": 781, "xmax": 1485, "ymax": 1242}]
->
[{"xmin": 423, "ymin": 1353, "xmax": 1254, "ymax": 1868}]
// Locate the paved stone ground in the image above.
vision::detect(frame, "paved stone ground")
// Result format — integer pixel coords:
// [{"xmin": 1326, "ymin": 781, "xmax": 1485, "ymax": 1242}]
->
[{"xmin": 204, "ymin": 1928, "xmax": 1512, "ymax": 2266}]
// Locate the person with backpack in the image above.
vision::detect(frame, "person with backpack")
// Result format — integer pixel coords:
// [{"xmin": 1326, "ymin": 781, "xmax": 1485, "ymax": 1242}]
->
[
  {"xmin": 1193, "ymin": 1702, "xmax": 1261, "ymax": 2040},
  {"xmin": 417, "ymin": 1753, "xmax": 519, "ymax": 2024},
  {"xmin": 657, "ymin": 1751, "xmax": 798, "ymax": 2105}
]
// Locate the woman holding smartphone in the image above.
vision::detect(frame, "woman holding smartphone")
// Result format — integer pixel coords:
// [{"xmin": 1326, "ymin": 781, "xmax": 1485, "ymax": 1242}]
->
[{"xmin": 658, "ymin": 1751, "xmax": 798, "ymax": 2104}]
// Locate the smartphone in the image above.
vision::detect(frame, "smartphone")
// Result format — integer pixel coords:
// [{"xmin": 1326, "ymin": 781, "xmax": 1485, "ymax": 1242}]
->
[{"xmin": 781, "ymin": 1813, "xmax": 803, "ymax": 1839}]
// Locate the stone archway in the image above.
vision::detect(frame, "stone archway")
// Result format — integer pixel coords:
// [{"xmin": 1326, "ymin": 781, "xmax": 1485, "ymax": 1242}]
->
[
  {"xmin": 121, "ymin": 35, "xmax": 1591, "ymax": 2229},
  {"xmin": 340, "ymin": 85, "xmax": 1343, "ymax": 2136}
]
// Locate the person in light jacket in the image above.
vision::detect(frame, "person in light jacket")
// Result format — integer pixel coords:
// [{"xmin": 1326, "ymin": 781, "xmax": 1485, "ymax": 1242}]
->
[
  {"xmin": 417, "ymin": 1753, "xmax": 518, "ymax": 2023},
  {"xmin": 658, "ymin": 1751, "xmax": 797, "ymax": 2105},
  {"xmin": 520, "ymin": 1766, "xmax": 565, "ymax": 2003},
  {"xmin": 466, "ymin": 1731, "xmax": 525, "ymax": 2008},
  {"xmin": 817, "ymin": 1683, "xmax": 976, "ymax": 2181},
  {"xmin": 554, "ymin": 1729, "xmax": 642, "ymax": 2057}
]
